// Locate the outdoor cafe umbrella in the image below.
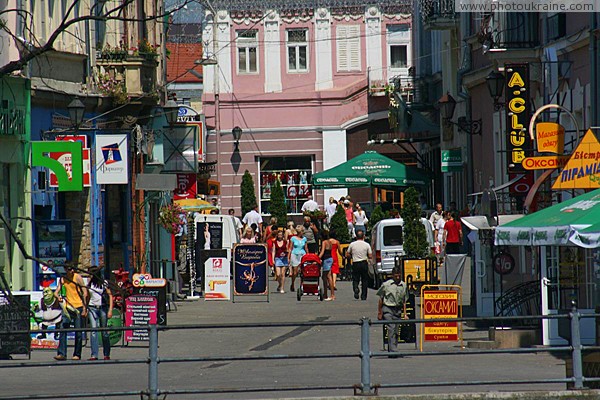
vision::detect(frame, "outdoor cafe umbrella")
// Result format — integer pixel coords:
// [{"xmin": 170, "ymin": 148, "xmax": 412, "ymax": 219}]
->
[
  {"xmin": 569, "ymin": 222, "xmax": 600, "ymax": 248},
  {"xmin": 312, "ymin": 151, "xmax": 430, "ymax": 189},
  {"xmin": 495, "ymin": 188, "xmax": 600, "ymax": 247},
  {"xmin": 174, "ymin": 198, "xmax": 218, "ymax": 212}
]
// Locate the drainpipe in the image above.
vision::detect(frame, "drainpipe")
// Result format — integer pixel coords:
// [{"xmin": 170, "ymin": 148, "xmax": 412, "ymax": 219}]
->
[
  {"xmin": 457, "ymin": 34, "xmax": 474, "ymax": 201},
  {"xmin": 592, "ymin": 15, "xmax": 597, "ymax": 125}
]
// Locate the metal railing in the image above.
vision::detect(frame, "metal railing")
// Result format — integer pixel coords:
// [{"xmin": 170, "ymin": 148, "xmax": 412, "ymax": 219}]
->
[{"xmin": 1, "ymin": 304, "xmax": 598, "ymax": 399}]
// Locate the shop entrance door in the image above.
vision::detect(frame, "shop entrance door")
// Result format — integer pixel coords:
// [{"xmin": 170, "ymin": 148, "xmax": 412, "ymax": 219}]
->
[{"xmin": 541, "ymin": 246, "xmax": 597, "ymax": 345}]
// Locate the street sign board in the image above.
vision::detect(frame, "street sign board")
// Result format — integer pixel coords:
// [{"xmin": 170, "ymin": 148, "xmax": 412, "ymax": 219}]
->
[{"xmin": 422, "ymin": 290, "xmax": 459, "ymax": 343}]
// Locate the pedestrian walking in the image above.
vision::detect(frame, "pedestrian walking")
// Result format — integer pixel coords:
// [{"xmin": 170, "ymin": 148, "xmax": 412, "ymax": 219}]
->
[
  {"xmin": 284, "ymin": 221, "xmax": 296, "ymax": 241},
  {"xmin": 240, "ymin": 227, "xmax": 256, "ymax": 243},
  {"xmin": 329, "ymin": 230, "xmax": 342, "ymax": 292},
  {"xmin": 376, "ymin": 266, "xmax": 408, "ymax": 355},
  {"xmin": 86, "ymin": 266, "xmax": 113, "ymax": 361},
  {"xmin": 344, "ymin": 200, "xmax": 355, "ymax": 239},
  {"xmin": 266, "ymin": 230, "xmax": 278, "ymax": 276},
  {"xmin": 242, "ymin": 204, "xmax": 263, "ymax": 237},
  {"xmin": 229, "ymin": 208, "xmax": 243, "ymax": 238},
  {"xmin": 303, "ymin": 216, "xmax": 319, "ymax": 254},
  {"xmin": 346, "ymin": 230, "xmax": 372, "ymax": 300},
  {"xmin": 429, "ymin": 203, "xmax": 444, "ymax": 226},
  {"xmin": 262, "ymin": 217, "xmax": 278, "ymax": 243},
  {"xmin": 434, "ymin": 211, "xmax": 448, "ymax": 259},
  {"xmin": 301, "ymin": 194, "xmax": 319, "ymax": 212},
  {"xmin": 288, "ymin": 225, "xmax": 307, "ymax": 292},
  {"xmin": 318, "ymin": 230, "xmax": 335, "ymax": 301},
  {"xmin": 325, "ymin": 197, "xmax": 338, "ymax": 225},
  {"xmin": 272, "ymin": 230, "xmax": 289, "ymax": 293},
  {"xmin": 443, "ymin": 212, "xmax": 463, "ymax": 254},
  {"xmin": 54, "ymin": 265, "xmax": 88, "ymax": 361},
  {"xmin": 353, "ymin": 203, "xmax": 368, "ymax": 236}
]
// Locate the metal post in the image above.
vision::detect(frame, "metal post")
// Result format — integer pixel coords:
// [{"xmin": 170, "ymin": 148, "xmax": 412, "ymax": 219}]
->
[
  {"xmin": 360, "ymin": 317, "xmax": 372, "ymax": 395},
  {"xmin": 570, "ymin": 301, "xmax": 584, "ymax": 390},
  {"xmin": 148, "ymin": 325, "xmax": 159, "ymax": 400}
]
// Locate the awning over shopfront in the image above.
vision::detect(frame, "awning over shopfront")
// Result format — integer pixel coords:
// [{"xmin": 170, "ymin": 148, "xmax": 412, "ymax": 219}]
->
[
  {"xmin": 495, "ymin": 188, "xmax": 600, "ymax": 246},
  {"xmin": 570, "ymin": 222, "xmax": 600, "ymax": 248},
  {"xmin": 312, "ymin": 151, "xmax": 430, "ymax": 189},
  {"xmin": 462, "ymin": 215, "xmax": 524, "ymax": 232},
  {"xmin": 174, "ymin": 198, "xmax": 218, "ymax": 212}
]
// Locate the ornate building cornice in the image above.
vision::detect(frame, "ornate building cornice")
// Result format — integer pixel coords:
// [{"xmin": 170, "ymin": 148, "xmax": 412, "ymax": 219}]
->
[{"xmin": 210, "ymin": 0, "xmax": 412, "ymax": 14}]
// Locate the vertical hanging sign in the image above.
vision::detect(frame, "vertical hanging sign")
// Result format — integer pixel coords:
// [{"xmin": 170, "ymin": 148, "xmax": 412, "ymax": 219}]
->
[{"xmin": 505, "ymin": 64, "xmax": 530, "ymax": 173}]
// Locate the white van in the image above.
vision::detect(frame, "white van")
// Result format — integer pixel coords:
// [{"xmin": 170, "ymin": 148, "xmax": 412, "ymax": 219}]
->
[
  {"xmin": 193, "ymin": 214, "xmax": 240, "ymax": 262},
  {"xmin": 369, "ymin": 218, "xmax": 435, "ymax": 287}
]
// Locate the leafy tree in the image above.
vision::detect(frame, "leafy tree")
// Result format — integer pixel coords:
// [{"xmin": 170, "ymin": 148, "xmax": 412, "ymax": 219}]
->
[
  {"xmin": 240, "ymin": 170, "xmax": 257, "ymax": 216},
  {"xmin": 401, "ymin": 187, "xmax": 429, "ymax": 258},
  {"xmin": 269, "ymin": 178, "xmax": 287, "ymax": 227},
  {"xmin": 330, "ymin": 204, "xmax": 351, "ymax": 244},
  {"xmin": 369, "ymin": 205, "xmax": 386, "ymax": 228}
]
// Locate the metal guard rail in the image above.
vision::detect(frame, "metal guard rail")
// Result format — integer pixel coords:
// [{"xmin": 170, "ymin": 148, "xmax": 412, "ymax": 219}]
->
[{"xmin": 0, "ymin": 306, "xmax": 597, "ymax": 399}]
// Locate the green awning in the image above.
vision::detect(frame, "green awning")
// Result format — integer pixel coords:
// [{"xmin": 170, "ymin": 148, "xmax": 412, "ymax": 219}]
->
[
  {"xmin": 570, "ymin": 222, "xmax": 600, "ymax": 248},
  {"xmin": 495, "ymin": 188, "xmax": 600, "ymax": 246},
  {"xmin": 312, "ymin": 151, "xmax": 430, "ymax": 189}
]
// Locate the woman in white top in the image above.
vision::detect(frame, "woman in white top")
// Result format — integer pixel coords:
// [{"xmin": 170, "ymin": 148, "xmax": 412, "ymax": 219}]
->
[
  {"xmin": 240, "ymin": 227, "xmax": 256, "ymax": 243},
  {"xmin": 87, "ymin": 269, "xmax": 113, "ymax": 360},
  {"xmin": 353, "ymin": 203, "xmax": 368, "ymax": 236},
  {"xmin": 434, "ymin": 211, "xmax": 448, "ymax": 257}
]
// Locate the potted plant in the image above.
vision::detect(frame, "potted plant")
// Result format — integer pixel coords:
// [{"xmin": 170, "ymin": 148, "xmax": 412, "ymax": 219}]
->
[{"xmin": 158, "ymin": 203, "xmax": 185, "ymax": 235}]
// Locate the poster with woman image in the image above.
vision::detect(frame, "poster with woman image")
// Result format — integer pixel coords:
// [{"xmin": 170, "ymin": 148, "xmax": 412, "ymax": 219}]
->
[{"xmin": 195, "ymin": 221, "xmax": 223, "ymax": 250}]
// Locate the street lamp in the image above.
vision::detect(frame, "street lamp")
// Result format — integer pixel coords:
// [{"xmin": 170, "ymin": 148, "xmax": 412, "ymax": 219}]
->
[
  {"xmin": 486, "ymin": 70, "xmax": 505, "ymax": 111},
  {"xmin": 67, "ymin": 97, "xmax": 85, "ymax": 129},
  {"xmin": 232, "ymin": 126, "xmax": 242, "ymax": 149},
  {"xmin": 163, "ymin": 99, "xmax": 179, "ymax": 126},
  {"xmin": 194, "ymin": 57, "xmax": 218, "ymax": 66},
  {"xmin": 437, "ymin": 92, "xmax": 482, "ymax": 135}
]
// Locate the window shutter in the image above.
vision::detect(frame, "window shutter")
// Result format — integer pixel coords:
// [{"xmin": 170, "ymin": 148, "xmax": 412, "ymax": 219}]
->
[
  {"xmin": 336, "ymin": 25, "xmax": 348, "ymax": 71},
  {"xmin": 348, "ymin": 25, "xmax": 360, "ymax": 71}
]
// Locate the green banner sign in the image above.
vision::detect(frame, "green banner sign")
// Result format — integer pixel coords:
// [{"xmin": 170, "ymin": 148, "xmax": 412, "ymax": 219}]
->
[
  {"xmin": 31, "ymin": 141, "xmax": 83, "ymax": 191},
  {"xmin": 441, "ymin": 149, "xmax": 462, "ymax": 172}
]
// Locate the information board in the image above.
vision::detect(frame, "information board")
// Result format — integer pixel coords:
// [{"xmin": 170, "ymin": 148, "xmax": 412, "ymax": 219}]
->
[
  {"xmin": 233, "ymin": 244, "xmax": 268, "ymax": 295},
  {"xmin": 0, "ymin": 294, "xmax": 31, "ymax": 356},
  {"xmin": 132, "ymin": 274, "xmax": 167, "ymax": 326},
  {"xmin": 204, "ymin": 257, "xmax": 231, "ymax": 300},
  {"xmin": 124, "ymin": 295, "xmax": 157, "ymax": 342},
  {"xmin": 422, "ymin": 290, "xmax": 459, "ymax": 342}
]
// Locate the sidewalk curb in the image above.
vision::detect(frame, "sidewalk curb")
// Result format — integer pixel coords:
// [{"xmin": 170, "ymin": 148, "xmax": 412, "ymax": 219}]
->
[{"xmin": 265, "ymin": 390, "xmax": 600, "ymax": 400}]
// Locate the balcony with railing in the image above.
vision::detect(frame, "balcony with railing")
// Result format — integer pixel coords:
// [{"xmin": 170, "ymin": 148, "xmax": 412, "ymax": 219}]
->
[
  {"xmin": 95, "ymin": 49, "xmax": 159, "ymax": 104},
  {"xmin": 418, "ymin": 0, "xmax": 458, "ymax": 30}
]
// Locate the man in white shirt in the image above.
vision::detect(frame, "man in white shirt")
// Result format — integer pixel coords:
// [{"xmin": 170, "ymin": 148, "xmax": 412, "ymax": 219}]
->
[
  {"xmin": 229, "ymin": 208, "xmax": 243, "ymax": 238},
  {"xmin": 346, "ymin": 231, "xmax": 372, "ymax": 300},
  {"xmin": 301, "ymin": 194, "xmax": 319, "ymax": 213},
  {"xmin": 242, "ymin": 204, "xmax": 263, "ymax": 236},
  {"xmin": 429, "ymin": 203, "xmax": 443, "ymax": 226},
  {"xmin": 325, "ymin": 197, "xmax": 338, "ymax": 224}
]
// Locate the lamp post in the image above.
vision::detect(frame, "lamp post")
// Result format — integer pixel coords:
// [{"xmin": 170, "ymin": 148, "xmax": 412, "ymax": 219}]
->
[
  {"xmin": 163, "ymin": 99, "xmax": 179, "ymax": 126},
  {"xmin": 67, "ymin": 97, "xmax": 85, "ymax": 130},
  {"xmin": 437, "ymin": 92, "xmax": 482, "ymax": 136},
  {"xmin": 486, "ymin": 70, "xmax": 505, "ymax": 111},
  {"xmin": 232, "ymin": 126, "xmax": 242, "ymax": 150}
]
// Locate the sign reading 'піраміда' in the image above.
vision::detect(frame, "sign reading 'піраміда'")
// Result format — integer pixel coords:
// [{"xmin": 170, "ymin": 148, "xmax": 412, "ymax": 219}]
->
[{"xmin": 553, "ymin": 129, "xmax": 600, "ymax": 190}]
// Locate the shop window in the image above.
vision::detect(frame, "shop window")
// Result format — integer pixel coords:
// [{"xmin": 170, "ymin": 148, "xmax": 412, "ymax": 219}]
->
[{"xmin": 259, "ymin": 156, "xmax": 312, "ymax": 215}]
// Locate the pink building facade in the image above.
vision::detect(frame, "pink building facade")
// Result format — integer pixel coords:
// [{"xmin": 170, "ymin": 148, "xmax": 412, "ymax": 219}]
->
[{"xmin": 202, "ymin": 3, "xmax": 413, "ymax": 215}]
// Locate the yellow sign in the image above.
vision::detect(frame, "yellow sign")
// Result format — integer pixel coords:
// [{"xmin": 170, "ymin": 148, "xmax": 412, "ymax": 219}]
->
[
  {"xmin": 522, "ymin": 155, "xmax": 570, "ymax": 170},
  {"xmin": 552, "ymin": 129, "xmax": 600, "ymax": 190},
  {"xmin": 403, "ymin": 259, "xmax": 426, "ymax": 282},
  {"xmin": 536, "ymin": 122, "xmax": 565, "ymax": 154}
]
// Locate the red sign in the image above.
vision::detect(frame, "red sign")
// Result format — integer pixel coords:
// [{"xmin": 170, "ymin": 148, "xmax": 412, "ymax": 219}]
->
[
  {"xmin": 124, "ymin": 295, "xmax": 157, "ymax": 342},
  {"xmin": 173, "ymin": 173, "xmax": 197, "ymax": 200},
  {"xmin": 49, "ymin": 135, "xmax": 91, "ymax": 187},
  {"xmin": 493, "ymin": 252, "xmax": 515, "ymax": 275},
  {"xmin": 423, "ymin": 290, "xmax": 458, "ymax": 342}
]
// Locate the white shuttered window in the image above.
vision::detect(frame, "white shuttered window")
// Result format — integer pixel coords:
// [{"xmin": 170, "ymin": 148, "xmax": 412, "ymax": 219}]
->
[{"xmin": 336, "ymin": 25, "xmax": 361, "ymax": 72}]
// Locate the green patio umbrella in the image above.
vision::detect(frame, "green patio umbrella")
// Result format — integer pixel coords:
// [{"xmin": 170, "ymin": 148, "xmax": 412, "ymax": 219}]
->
[
  {"xmin": 312, "ymin": 151, "xmax": 430, "ymax": 189},
  {"xmin": 570, "ymin": 222, "xmax": 600, "ymax": 248},
  {"xmin": 495, "ymin": 188, "xmax": 600, "ymax": 246}
]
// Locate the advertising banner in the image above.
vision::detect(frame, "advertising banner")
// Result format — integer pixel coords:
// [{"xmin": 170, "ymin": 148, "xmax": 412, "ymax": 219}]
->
[
  {"xmin": 173, "ymin": 173, "xmax": 198, "ymax": 200},
  {"xmin": 35, "ymin": 220, "xmax": 71, "ymax": 290},
  {"xmin": 233, "ymin": 244, "xmax": 268, "ymax": 295},
  {"xmin": 19, "ymin": 291, "xmax": 60, "ymax": 350},
  {"xmin": 196, "ymin": 221, "xmax": 223, "ymax": 250},
  {"xmin": 553, "ymin": 129, "xmax": 600, "ymax": 190},
  {"xmin": 124, "ymin": 295, "xmax": 157, "ymax": 342},
  {"xmin": 49, "ymin": 136, "xmax": 91, "ymax": 187},
  {"xmin": 132, "ymin": 274, "xmax": 167, "ymax": 326},
  {"xmin": 422, "ymin": 290, "xmax": 459, "ymax": 342},
  {"xmin": 204, "ymin": 257, "xmax": 231, "ymax": 300},
  {"xmin": 441, "ymin": 149, "xmax": 462, "ymax": 172},
  {"xmin": 536, "ymin": 122, "xmax": 565, "ymax": 154},
  {"xmin": 95, "ymin": 134, "xmax": 128, "ymax": 184},
  {"xmin": 505, "ymin": 63, "xmax": 531, "ymax": 173}
]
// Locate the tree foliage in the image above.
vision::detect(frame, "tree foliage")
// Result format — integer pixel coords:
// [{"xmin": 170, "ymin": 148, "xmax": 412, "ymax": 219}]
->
[
  {"xmin": 330, "ymin": 204, "xmax": 351, "ymax": 244},
  {"xmin": 401, "ymin": 187, "xmax": 429, "ymax": 258},
  {"xmin": 240, "ymin": 170, "xmax": 257, "ymax": 216},
  {"xmin": 369, "ymin": 205, "xmax": 386, "ymax": 228},
  {"xmin": 269, "ymin": 178, "xmax": 287, "ymax": 228}
]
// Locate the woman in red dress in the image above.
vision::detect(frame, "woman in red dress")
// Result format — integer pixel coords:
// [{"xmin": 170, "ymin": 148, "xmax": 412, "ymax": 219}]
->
[{"xmin": 329, "ymin": 230, "xmax": 343, "ymax": 293}]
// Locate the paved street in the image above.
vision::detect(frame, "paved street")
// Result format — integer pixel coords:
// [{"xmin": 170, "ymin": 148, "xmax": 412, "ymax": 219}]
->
[{"xmin": 2, "ymin": 280, "xmax": 568, "ymax": 399}]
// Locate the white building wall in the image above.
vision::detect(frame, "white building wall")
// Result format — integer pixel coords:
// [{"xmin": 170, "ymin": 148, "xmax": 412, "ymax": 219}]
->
[
  {"xmin": 365, "ymin": 6, "xmax": 383, "ymax": 81},
  {"xmin": 322, "ymin": 129, "xmax": 348, "ymax": 201},
  {"xmin": 264, "ymin": 11, "xmax": 282, "ymax": 93},
  {"xmin": 314, "ymin": 8, "xmax": 333, "ymax": 91}
]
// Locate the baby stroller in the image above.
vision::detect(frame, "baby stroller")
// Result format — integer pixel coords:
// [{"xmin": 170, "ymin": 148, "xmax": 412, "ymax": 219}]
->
[{"xmin": 297, "ymin": 253, "xmax": 324, "ymax": 301}]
